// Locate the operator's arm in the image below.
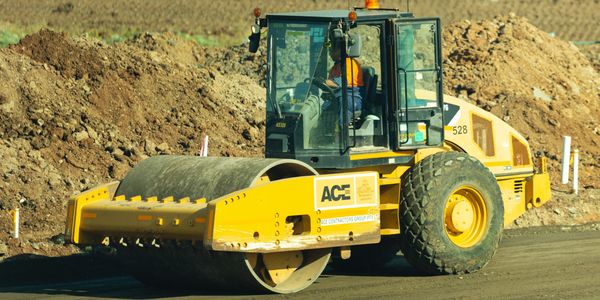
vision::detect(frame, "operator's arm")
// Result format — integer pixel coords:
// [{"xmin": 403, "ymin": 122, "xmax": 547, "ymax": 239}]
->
[
  {"xmin": 325, "ymin": 79, "xmax": 339, "ymax": 88},
  {"xmin": 327, "ymin": 62, "xmax": 341, "ymax": 89}
]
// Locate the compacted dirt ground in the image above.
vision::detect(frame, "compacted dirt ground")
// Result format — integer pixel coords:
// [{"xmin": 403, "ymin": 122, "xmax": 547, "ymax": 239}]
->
[{"xmin": 0, "ymin": 224, "xmax": 599, "ymax": 299}]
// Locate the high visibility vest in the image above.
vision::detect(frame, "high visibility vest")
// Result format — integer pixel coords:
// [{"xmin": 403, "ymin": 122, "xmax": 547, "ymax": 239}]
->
[{"xmin": 329, "ymin": 58, "xmax": 364, "ymax": 87}]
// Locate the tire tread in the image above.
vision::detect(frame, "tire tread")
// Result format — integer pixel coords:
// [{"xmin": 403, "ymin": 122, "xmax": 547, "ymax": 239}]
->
[{"xmin": 399, "ymin": 152, "xmax": 503, "ymax": 275}]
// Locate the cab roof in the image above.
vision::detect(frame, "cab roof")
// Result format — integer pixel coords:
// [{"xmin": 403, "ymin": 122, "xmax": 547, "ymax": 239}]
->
[{"xmin": 266, "ymin": 9, "xmax": 413, "ymax": 22}]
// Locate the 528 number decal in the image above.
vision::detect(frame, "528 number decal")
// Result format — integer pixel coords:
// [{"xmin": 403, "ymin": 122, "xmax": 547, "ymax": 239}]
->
[{"xmin": 452, "ymin": 125, "xmax": 468, "ymax": 135}]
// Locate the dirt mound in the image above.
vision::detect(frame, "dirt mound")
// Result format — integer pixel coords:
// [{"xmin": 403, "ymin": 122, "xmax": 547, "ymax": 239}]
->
[
  {"xmin": 579, "ymin": 44, "xmax": 600, "ymax": 73},
  {"xmin": 0, "ymin": 29, "xmax": 266, "ymax": 258},
  {"xmin": 442, "ymin": 14, "xmax": 600, "ymax": 189},
  {"xmin": 1, "ymin": 15, "xmax": 599, "ymax": 259},
  {"xmin": 124, "ymin": 32, "xmax": 267, "ymax": 84},
  {"xmin": 15, "ymin": 30, "xmax": 105, "ymax": 80},
  {"xmin": 509, "ymin": 189, "xmax": 600, "ymax": 228}
]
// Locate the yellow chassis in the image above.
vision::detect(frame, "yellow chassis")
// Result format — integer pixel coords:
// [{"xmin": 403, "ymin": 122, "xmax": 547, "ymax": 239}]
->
[{"xmin": 66, "ymin": 159, "xmax": 550, "ymax": 252}]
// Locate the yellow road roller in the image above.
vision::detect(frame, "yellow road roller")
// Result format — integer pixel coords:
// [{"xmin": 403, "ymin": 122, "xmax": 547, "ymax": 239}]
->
[{"xmin": 65, "ymin": 4, "xmax": 551, "ymax": 294}]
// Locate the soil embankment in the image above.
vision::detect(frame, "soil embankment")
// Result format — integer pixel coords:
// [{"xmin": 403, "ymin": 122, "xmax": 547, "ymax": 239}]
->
[{"xmin": 0, "ymin": 16, "xmax": 598, "ymax": 259}]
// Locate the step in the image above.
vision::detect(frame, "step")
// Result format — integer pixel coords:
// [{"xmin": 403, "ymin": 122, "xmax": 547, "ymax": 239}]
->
[
  {"xmin": 379, "ymin": 203, "xmax": 399, "ymax": 210},
  {"xmin": 379, "ymin": 177, "xmax": 400, "ymax": 186},
  {"xmin": 380, "ymin": 228, "xmax": 400, "ymax": 235}
]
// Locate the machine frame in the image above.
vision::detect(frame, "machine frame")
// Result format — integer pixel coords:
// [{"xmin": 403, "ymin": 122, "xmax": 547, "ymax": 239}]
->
[{"xmin": 64, "ymin": 6, "xmax": 552, "ymax": 295}]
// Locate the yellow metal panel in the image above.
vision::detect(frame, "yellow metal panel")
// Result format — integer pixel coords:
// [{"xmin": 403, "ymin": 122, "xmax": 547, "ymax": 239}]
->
[
  {"xmin": 379, "ymin": 177, "xmax": 400, "ymax": 185},
  {"xmin": 379, "ymin": 203, "xmax": 399, "ymax": 210},
  {"xmin": 65, "ymin": 181, "xmax": 119, "ymax": 244},
  {"xmin": 380, "ymin": 229, "xmax": 400, "ymax": 235},
  {"xmin": 498, "ymin": 156, "xmax": 551, "ymax": 225},
  {"xmin": 526, "ymin": 173, "xmax": 551, "ymax": 208},
  {"xmin": 442, "ymin": 95, "xmax": 534, "ymax": 175},
  {"xmin": 484, "ymin": 161, "xmax": 512, "ymax": 168},
  {"xmin": 206, "ymin": 172, "xmax": 381, "ymax": 253},
  {"xmin": 495, "ymin": 173, "xmax": 534, "ymax": 181},
  {"xmin": 78, "ymin": 198, "xmax": 209, "ymax": 243},
  {"xmin": 414, "ymin": 147, "xmax": 449, "ymax": 164},
  {"xmin": 497, "ymin": 178, "xmax": 527, "ymax": 226},
  {"xmin": 349, "ymin": 151, "xmax": 414, "ymax": 161}
]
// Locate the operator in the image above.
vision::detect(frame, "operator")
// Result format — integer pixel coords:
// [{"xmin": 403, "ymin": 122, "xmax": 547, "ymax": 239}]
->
[{"xmin": 323, "ymin": 43, "xmax": 364, "ymax": 123}]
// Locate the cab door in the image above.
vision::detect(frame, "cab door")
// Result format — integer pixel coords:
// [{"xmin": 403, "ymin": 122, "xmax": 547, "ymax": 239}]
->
[{"xmin": 393, "ymin": 18, "xmax": 444, "ymax": 149}]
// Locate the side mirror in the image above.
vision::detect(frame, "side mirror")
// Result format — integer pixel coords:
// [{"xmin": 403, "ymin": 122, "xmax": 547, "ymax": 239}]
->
[
  {"xmin": 248, "ymin": 24, "xmax": 261, "ymax": 53},
  {"xmin": 330, "ymin": 28, "xmax": 361, "ymax": 58},
  {"xmin": 347, "ymin": 33, "xmax": 361, "ymax": 58},
  {"xmin": 331, "ymin": 28, "xmax": 345, "ymax": 43}
]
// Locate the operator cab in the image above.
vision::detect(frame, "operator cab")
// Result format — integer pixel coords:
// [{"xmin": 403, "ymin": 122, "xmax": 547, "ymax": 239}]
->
[{"xmin": 250, "ymin": 8, "xmax": 444, "ymax": 169}]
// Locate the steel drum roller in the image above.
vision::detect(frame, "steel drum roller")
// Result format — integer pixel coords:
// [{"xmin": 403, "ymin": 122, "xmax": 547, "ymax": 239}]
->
[{"xmin": 115, "ymin": 156, "xmax": 331, "ymax": 293}]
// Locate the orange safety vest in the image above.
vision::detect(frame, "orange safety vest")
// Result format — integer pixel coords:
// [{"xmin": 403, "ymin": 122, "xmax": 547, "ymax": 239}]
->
[{"xmin": 328, "ymin": 58, "xmax": 364, "ymax": 87}]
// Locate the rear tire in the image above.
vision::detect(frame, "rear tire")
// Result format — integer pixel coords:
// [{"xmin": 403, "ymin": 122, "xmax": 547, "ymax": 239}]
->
[{"xmin": 399, "ymin": 152, "xmax": 503, "ymax": 275}]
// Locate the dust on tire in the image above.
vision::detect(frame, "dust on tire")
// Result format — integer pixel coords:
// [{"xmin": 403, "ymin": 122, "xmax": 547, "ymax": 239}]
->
[{"xmin": 398, "ymin": 152, "xmax": 504, "ymax": 275}]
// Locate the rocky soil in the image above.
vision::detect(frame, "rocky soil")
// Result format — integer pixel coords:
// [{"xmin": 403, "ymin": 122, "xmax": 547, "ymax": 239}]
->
[
  {"xmin": 0, "ymin": 30, "xmax": 267, "ymax": 259},
  {"xmin": 442, "ymin": 14, "xmax": 600, "ymax": 189},
  {"xmin": 580, "ymin": 44, "xmax": 600, "ymax": 73},
  {"xmin": 1, "ymin": 16, "xmax": 599, "ymax": 259},
  {"xmin": 510, "ymin": 188, "xmax": 600, "ymax": 228}
]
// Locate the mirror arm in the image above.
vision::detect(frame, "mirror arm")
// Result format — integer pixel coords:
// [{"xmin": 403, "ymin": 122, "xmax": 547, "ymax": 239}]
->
[{"xmin": 248, "ymin": 17, "xmax": 266, "ymax": 53}]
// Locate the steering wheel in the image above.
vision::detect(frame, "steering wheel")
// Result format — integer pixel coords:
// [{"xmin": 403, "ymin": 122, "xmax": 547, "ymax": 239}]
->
[
  {"xmin": 310, "ymin": 77, "xmax": 339, "ymax": 103},
  {"xmin": 311, "ymin": 77, "xmax": 337, "ymax": 95}
]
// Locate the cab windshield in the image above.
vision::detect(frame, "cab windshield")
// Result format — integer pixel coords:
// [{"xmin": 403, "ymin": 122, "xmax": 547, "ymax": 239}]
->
[
  {"xmin": 268, "ymin": 21, "xmax": 331, "ymax": 111},
  {"xmin": 267, "ymin": 21, "xmax": 343, "ymax": 150}
]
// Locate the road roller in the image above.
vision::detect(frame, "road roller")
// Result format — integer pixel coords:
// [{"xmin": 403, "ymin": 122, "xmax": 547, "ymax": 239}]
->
[{"xmin": 65, "ymin": 2, "xmax": 552, "ymax": 294}]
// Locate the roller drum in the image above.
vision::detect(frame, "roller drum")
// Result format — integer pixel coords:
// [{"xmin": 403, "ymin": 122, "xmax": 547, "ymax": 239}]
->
[
  {"xmin": 115, "ymin": 156, "xmax": 330, "ymax": 294},
  {"xmin": 115, "ymin": 156, "xmax": 316, "ymax": 200}
]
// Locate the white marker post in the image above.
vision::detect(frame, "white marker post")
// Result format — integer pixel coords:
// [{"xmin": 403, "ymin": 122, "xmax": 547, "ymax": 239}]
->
[
  {"xmin": 13, "ymin": 208, "xmax": 19, "ymax": 239},
  {"xmin": 203, "ymin": 135, "xmax": 209, "ymax": 157},
  {"xmin": 204, "ymin": 135, "xmax": 208, "ymax": 157},
  {"xmin": 561, "ymin": 136, "xmax": 571, "ymax": 184},
  {"xmin": 199, "ymin": 134, "xmax": 209, "ymax": 157},
  {"xmin": 573, "ymin": 149, "xmax": 579, "ymax": 194}
]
